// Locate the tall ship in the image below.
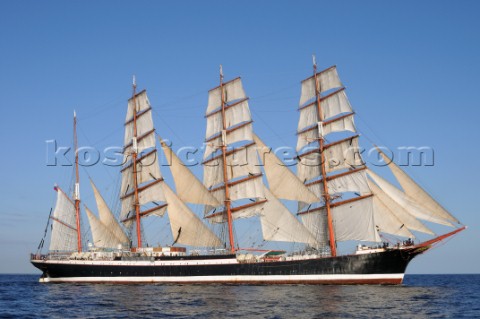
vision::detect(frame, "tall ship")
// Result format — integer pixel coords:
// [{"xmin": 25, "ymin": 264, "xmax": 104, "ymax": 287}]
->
[{"xmin": 31, "ymin": 59, "xmax": 465, "ymax": 284}]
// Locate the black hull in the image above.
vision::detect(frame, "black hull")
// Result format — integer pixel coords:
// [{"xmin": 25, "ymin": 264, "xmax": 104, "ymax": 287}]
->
[{"xmin": 31, "ymin": 248, "xmax": 426, "ymax": 285}]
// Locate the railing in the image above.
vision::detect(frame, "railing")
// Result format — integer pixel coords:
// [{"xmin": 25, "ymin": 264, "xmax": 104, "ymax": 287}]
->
[
  {"xmin": 30, "ymin": 253, "xmax": 72, "ymax": 261},
  {"xmin": 30, "ymin": 253, "xmax": 48, "ymax": 261}
]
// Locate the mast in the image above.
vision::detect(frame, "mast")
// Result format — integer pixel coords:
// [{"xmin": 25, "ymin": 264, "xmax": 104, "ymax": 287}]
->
[
  {"xmin": 312, "ymin": 56, "xmax": 336, "ymax": 256},
  {"xmin": 131, "ymin": 75, "xmax": 143, "ymax": 248},
  {"xmin": 219, "ymin": 65, "xmax": 235, "ymax": 253},
  {"xmin": 73, "ymin": 111, "xmax": 82, "ymax": 252},
  {"xmin": 295, "ymin": 61, "xmax": 463, "ymax": 247},
  {"xmin": 119, "ymin": 78, "xmax": 166, "ymax": 247},
  {"xmin": 203, "ymin": 71, "xmax": 276, "ymax": 250}
]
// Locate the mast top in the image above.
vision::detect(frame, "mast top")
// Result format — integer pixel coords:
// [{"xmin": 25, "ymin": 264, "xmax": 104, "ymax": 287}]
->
[
  {"xmin": 312, "ymin": 54, "xmax": 317, "ymax": 68},
  {"xmin": 219, "ymin": 65, "xmax": 224, "ymax": 83},
  {"xmin": 132, "ymin": 75, "xmax": 137, "ymax": 89}
]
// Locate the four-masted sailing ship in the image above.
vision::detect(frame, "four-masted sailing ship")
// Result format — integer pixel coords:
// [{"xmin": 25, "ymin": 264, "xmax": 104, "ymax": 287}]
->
[{"xmin": 31, "ymin": 60, "xmax": 465, "ymax": 284}]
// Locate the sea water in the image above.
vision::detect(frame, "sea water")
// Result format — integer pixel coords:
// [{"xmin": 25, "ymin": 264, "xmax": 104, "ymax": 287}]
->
[{"xmin": 0, "ymin": 274, "xmax": 479, "ymax": 318}]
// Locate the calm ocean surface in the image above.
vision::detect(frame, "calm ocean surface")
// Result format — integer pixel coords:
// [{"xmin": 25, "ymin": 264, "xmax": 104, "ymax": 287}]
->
[{"xmin": 0, "ymin": 274, "xmax": 478, "ymax": 318}]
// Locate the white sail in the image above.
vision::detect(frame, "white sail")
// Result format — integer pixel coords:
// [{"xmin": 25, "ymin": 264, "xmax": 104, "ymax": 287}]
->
[
  {"xmin": 125, "ymin": 90, "xmax": 151, "ymax": 122},
  {"xmin": 206, "ymin": 99, "xmax": 251, "ymax": 139},
  {"xmin": 367, "ymin": 169, "xmax": 453, "ymax": 227},
  {"xmin": 371, "ymin": 196, "xmax": 414, "ymax": 238},
  {"xmin": 120, "ymin": 166, "xmax": 133, "ymax": 196},
  {"xmin": 204, "ymin": 123, "xmax": 253, "ymax": 159},
  {"xmin": 299, "ymin": 77, "xmax": 316, "ymax": 107},
  {"xmin": 297, "ymin": 114, "xmax": 356, "ymax": 152},
  {"xmin": 203, "ymin": 161, "xmax": 224, "ymax": 190},
  {"xmin": 332, "ymin": 197, "xmax": 381, "ymax": 242},
  {"xmin": 49, "ymin": 188, "xmax": 77, "ymax": 252},
  {"xmin": 327, "ymin": 170, "xmax": 370, "ymax": 195},
  {"xmin": 85, "ymin": 206, "xmax": 124, "ymax": 248},
  {"xmin": 369, "ymin": 181, "xmax": 433, "ymax": 235},
  {"xmin": 124, "ymin": 91, "xmax": 153, "ymax": 145},
  {"xmin": 298, "ymin": 137, "xmax": 363, "ymax": 183},
  {"xmin": 254, "ymin": 134, "xmax": 319, "ymax": 203},
  {"xmin": 120, "ymin": 88, "xmax": 168, "ymax": 229},
  {"xmin": 323, "ymin": 113, "xmax": 356, "ymax": 135},
  {"xmin": 302, "ymin": 197, "xmax": 380, "ymax": 243},
  {"xmin": 137, "ymin": 151, "xmax": 162, "ymax": 184},
  {"xmin": 299, "ymin": 170, "xmax": 370, "ymax": 212},
  {"xmin": 298, "ymin": 91, "xmax": 353, "ymax": 134},
  {"xmin": 120, "ymin": 149, "xmax": 165, "ymax": 221},
  {"xmin": 297, "ymin": 104, "xmax": 319, "ymax": 132},
  {"xmin": 207, "ymin": 77, "xmax": 246, "ymax": 114},
  {"xmin": 369, "ymin": 183, "xmax": 433, "ymax": 238},
  {"xmin": 203, "ymin": 143, "xmax": 262, "ymax": 189},
  {"xmin": 205, "ymin": 138, "xmax": 266, "ymax": 223},
  {"xmin": 297, "ymin": 127, "xmax": 319, "ymax": 152},
  {"xmin": 123, "ymin": 132, "xmax": 156, "ymax": 162},
  {"xmin": 298, "ymin": 183, "xmax": 323, "ymax": 212},
  {"xmin": 120, "ymin": 195, "xmax": 134, "ymax": 224},
  {"xmin": 297, "ymin": 152, "xmax": 322, "ymax": 183},
  {"xmin": 317, "ymin": 66, "xmax": 343, "ymax": 94},
  {"xmin": 163, "ymin": 183, "xmax": 223, "ymax": 247},
  {"xmin": 300, "ymin": 210, "xmax": 330, "ymax": 247},
  {"xmin": 297, "ymin": 136, "xmax": 363, "ymax": 183},
  {"xmin": 296, "ymin": 65, "xmax": 384, "ymax": 252},
  {"xmin": 260, "ymin": 188, "xmax": 318, "ymax": 245},
  {"xmin": 229, "ymin": 176, "xmax": 265, "ymax": 201},
  {"xmin": 321, "ymin": 89, "xmax": 353, "ymax": 120},
  {"xmin": 377, "ymin": 149, "xmax": 459, "ymax": 224},
  {"xmin": 209, "ymin": 175, "xmax": 264, "ymax": 202},
  {"xmin": 324, "ymin": 136, "xmax": 363, "ymax": 173},
  {"xmin": 138, "ymin": 181, "xmax": 165, "ymax": 206},
  {"xmin": 120, "ymin": 180, "xmax": 167, "ymax": 221},
  {"xmin": 206, "ymin": 200, "xmax": 267, "ymax": 224},
  {"xmin": 203, "ymin": 77, "xmax": 263, "ymax": 215},
  {"xmin": 233, "ymin": 202, "xmax": 267, "ymax": 221},
  {"xmin": 124, "ymin": 91, "xmax": 156, "ymax": 162},
  {"xmin": 160, "ymin": 138, "xmax": 221, "ymax": 207},
  {"xmin": 90, "ymin": 181, "xmax": 128, "ymax": 244},
  {"xmin": 299, "ymin": 66, "xmax": 342, "ymax": 106}
]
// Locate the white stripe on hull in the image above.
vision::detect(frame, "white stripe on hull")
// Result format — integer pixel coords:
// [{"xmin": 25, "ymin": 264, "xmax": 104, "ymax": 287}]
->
[
  {"xmin": 40, "ymin": 273, "xmax": 404, "ymax": 284},
  {"xmin": 35, "ymin": 258, "xmax": 238, "ymax": 266}
]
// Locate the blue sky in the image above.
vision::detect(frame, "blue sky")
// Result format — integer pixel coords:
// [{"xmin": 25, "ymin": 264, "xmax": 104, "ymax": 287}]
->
[{"xmin": 0, "ymin": 1, "xmax": 479, "ymax": 274}]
